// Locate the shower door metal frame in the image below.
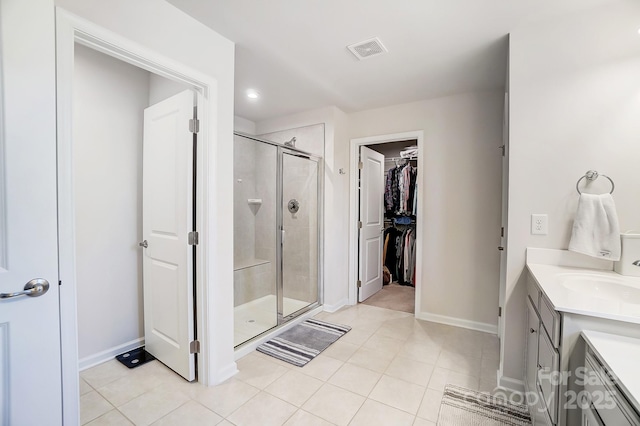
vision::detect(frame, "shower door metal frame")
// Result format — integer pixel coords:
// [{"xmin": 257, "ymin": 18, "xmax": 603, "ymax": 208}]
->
[
  {"xmin": 278, "ymin": 147, "xmax": 322, "ymax": 324},
  {"xmin": 233, "ymin": 132, "xmax": 324, "ymax": 331}
]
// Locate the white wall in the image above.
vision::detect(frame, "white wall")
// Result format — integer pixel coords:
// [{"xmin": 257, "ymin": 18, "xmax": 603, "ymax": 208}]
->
[
  {"xmin": 256, "ymin": 106, "xmax": 351, "ymax": 311},
  {"xmin": 234, "ymin": 115, "xmax": 256, "ymax": 135},
  {"xmin": 259, "ymin": 123, "xmax": 325, "ymax": 156},
  {"xmin": 255, "ymin": 94, "xmax": 503, "ymax": 323},
  {"xmin": 502, "ymin": 0, "xmax": 640, "ymax": 386},
  {"xmin": 56, "ymin": 0, "xmax": 236, "ymax": 384},
  {"xmin": 349, "ymin": 92, "xmax": 504, "ymax": 329},
  {"xmin": 73, "ymin": 45, "xmax": 149, "ymax": 362},
  {"xmin": 148, "ymin": 73, "xmax": 190, "ymax": 105}
]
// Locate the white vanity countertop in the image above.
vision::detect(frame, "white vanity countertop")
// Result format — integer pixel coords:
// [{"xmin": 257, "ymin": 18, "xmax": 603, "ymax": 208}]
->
[
  {"xmin": 527, "ymin": 263, "xmax": 640, "ymax": 323},
  {"xmin": 581, "ymin": 330, "xmax": 640, "ymax": 412}
]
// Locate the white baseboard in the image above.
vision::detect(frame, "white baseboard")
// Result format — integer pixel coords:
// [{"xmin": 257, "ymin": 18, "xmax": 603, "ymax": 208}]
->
[
  {"xmin": 323, "ymin": 299, "xmax": 349, "ymax": 313},
  {"xmin": 234, "ymin": 305, "xmax": 324, "ymax": 360},
  {"xmin": 497, "ymin": 373, "xmax": 525, "ymax": 394},
  {"xmin": 415, "ymin": 311, "xmax": 498, "ymax": 335},
  {"xmin": 78, "ymin": 337, "xmax": 144, "ymax": 371}
]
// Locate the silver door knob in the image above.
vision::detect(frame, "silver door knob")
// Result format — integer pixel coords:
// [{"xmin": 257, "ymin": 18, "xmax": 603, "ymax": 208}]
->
[
  {"xmin": 1, "ymin": 278, "xmax": 50, "ymax": 300},
  {"xmin": 139, "ymin": 240, "xmax": 148, "ymax": 248}
]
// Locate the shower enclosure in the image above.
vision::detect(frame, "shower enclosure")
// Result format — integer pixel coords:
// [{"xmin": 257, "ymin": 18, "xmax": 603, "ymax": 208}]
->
[{"xmin": 233, "ymin": 133, "xmax": 322, "ymax": 347}]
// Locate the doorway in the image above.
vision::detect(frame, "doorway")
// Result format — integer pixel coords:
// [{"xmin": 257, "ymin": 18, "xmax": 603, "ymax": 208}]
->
[
  {"xmin": 360, "ymin": 140, "xmax": 419, "ymax": 313},
  {"xmin": 349, "ymin": 131, "xmax": 424, "ymax": 315},
  {"xmin": 57, "ymin": 38, "xmax": 212, "ymax": 424},
  {"xmin": 70, "ymin": 43, "xmax": 198, "ymax": 380},
  {"xmin": 56, "ymin": 11, "xmax": 219, "ymax": 424}
]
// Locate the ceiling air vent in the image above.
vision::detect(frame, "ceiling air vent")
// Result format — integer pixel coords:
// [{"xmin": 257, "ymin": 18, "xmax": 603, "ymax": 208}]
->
[{"xmin": 347, "ymin": 37, "xmax": 388, "ymax": 60}]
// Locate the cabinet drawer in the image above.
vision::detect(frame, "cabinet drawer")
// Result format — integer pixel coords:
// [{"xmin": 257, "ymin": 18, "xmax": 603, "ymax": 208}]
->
[
  {"xmin": 538, "ymin": 329, "xmax": 559, "ymax": 425},
  {"xmin": 585, "ymin": 351, "xmax": 640, "ymax": 426},
  {"xmin": 539, "ymin": 294, "xmax": 560, "ymax": 347}
]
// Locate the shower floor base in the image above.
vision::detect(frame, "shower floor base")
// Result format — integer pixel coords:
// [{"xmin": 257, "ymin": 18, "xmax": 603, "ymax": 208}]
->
[{"xmin": 234, "ymin": 295, "xmax": 311, "ymax": 347}]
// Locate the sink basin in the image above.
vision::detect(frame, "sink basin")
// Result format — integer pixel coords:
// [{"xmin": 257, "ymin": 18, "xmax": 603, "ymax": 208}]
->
[{"xmin": 560, "ymin": 274, "xmax": 640, "ymax": 304}]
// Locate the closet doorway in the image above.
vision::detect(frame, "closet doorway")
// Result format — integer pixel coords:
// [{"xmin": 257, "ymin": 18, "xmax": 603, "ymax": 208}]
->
[{"xmin": 349, "ymin": 131, "xmax": 424, "ymax": 315}]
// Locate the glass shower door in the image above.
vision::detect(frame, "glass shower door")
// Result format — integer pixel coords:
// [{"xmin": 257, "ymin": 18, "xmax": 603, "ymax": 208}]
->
[
  {"xmin": 280, "ymin": 151, "xmax": 320, "ymax": 319},
  {"xmin": 233, "ymin": 135, "xmax": 278, "ymax": 346}
]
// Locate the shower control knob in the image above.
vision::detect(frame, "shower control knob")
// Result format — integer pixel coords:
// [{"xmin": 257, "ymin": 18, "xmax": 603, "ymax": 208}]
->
[{"xmin": 287, "ymin": 199, "xmax": 300, "ymax": 214}]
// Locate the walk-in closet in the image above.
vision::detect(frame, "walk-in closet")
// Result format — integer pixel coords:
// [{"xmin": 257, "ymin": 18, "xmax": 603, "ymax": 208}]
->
[{"xmin": 358, "ymin": 139, "xmax": 418, "ymax": 313}]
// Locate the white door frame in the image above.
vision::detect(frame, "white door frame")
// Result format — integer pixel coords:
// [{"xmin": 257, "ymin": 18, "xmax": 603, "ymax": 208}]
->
[
  {"xmin": 56, "ymin": 10, "xmax": 215, "ymax": 425},
  {"xmin": 348, "ymin": 131, "xmax": 424, "ymax": 315}
]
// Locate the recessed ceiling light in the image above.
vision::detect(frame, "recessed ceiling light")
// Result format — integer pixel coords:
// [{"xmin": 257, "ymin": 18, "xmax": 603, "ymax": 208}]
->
[{"xmin": 246, "ymin": 89, "xmax": 260, "ymax": 99}]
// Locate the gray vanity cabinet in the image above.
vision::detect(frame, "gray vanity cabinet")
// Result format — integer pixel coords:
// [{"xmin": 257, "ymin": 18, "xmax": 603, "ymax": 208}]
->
[
  {"xmin": 526, "ymin": 278, "xmax": 561, "ymax": 426},
  {"xmin": 581, "ymin": 345, "xmax": 640, "ymax": 425}
]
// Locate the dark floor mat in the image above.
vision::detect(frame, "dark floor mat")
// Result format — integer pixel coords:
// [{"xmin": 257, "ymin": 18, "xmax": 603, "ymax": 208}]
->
[{"xmin": 115, "ymin": 347, "xmax": 155, "ymax": 369}]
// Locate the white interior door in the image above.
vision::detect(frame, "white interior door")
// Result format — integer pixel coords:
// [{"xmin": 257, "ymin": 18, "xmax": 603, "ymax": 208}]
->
[
  {"xmin": 358, "ymin": 146, "xmax": 385, "ymax": 302},
  {"xmin": 0, "ymin": 0, "xmax": 63, "ymax": 424},
  {"xmin": 142, "ymin": 90, "xmax": 196, "ymax": 381}
]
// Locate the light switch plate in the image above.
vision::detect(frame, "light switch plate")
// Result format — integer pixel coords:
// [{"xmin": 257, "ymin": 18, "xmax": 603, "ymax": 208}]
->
[{"xmin": 531, "ymin": 214, "xmax": 548, "ymax": 235}]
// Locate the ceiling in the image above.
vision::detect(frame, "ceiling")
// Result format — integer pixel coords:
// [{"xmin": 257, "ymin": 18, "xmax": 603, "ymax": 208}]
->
[{"xmin": 168, "ymin": 0, "xmax": 616, "ymax": 123}]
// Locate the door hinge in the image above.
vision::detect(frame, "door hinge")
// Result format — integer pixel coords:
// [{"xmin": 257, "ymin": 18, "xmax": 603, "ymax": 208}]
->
[
  {"xmin": 189, "ymin": 340, "xmax": 200, "ymax": 354},
  {"xmin": 498, "ymin": 307, "xmax": 502, "ymax": 317},
  {"xmin": 188, "ymin": 231, "xmax": 199, "ymax": 245},
  {"xmin": 357, "ymin": 280, "xmax": 362, "ymax": 288},
  {"xmin": 189, "ymin": 118, "xmax": 200, "ymax": 133},
  {"xmin": 358, "ymin": 161, "xmax": 363, "ymax": 170},
  {"xmin": 58, "ymin": 280, "xmax": 62, "ymax": 286},
  {"xmin": 501, "ymin": 227, "xmax": 504, "ymax": 238},
  {"xmin": 358, "ymin": 221, "xmax": 362, "ymax": 229},
  {"xmin": 498, "ymin": 145, "xmax": 505, "ymax": 156}
]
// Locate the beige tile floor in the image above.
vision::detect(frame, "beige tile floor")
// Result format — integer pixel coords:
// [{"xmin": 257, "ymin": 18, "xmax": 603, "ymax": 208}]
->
[
  {"xmin": 234, "ymin": 295, "xmax": 311, "ymax": 346},
  {"xmin": 80, "ymin": 303, "xmax": 500, "ymax": 425}
]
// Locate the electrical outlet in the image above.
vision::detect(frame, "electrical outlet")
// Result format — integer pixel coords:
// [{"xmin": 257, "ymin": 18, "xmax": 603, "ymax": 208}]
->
[{"xmin": 531, "ymin": 214, "xmax": 548, "ymax": 235}]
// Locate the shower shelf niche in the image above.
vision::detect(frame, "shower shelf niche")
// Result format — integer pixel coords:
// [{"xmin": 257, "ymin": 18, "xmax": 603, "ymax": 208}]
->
[{"xmin": 234, "ymin": 258, "xmax": 270, "ymax": 272}]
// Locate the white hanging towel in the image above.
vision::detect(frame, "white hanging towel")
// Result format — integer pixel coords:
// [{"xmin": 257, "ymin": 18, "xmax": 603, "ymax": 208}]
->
[{"xmin": 568, "ymin": 193, "xmax": 621, "ymax": 261}]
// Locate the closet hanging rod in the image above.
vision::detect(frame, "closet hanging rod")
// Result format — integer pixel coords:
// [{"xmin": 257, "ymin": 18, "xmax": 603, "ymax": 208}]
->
[{"xmin": 385, "ymin": 156, "xmax": 417, "ymax": 162}]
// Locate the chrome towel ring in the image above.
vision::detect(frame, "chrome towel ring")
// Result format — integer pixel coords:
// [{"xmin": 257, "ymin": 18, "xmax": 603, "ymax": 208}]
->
[{"xmin": 576, "ymin": 170, "xmax": 615, "ymax": 195}]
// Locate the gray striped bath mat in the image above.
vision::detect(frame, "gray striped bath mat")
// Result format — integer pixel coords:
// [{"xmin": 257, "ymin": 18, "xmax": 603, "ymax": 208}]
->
[
  {"xmin": 438, "ymin": 385, "xmax": 531, "ymax": 425},
  {"xmin": 256, "ymin": 319, "xmax": 351, "ymax": 367}
]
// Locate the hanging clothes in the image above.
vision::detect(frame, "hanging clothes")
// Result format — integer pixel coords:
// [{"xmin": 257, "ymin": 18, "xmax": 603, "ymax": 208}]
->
[
  {"xmin": 383, "ymin": 227, "xmax": 403, "ymax": 282},
  {"xmin": 384, "ymin": 162, "xmax": 417, "ymax": 217},
  {"xmin": 382, "ymin": 156, "xmax": 418, "ymax": 286},
  {"xmin": 382, "ymin": 222, "xmax": 417, "ymax": 286}
]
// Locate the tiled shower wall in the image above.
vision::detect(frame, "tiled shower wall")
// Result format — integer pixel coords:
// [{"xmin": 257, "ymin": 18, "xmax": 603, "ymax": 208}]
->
[
  {"xmin": 233, "ymin": 136, "xmax": 276, "ymax": 307},
  {"xmin": 233, "ymin": 135, "xmax": 257, "ymax": 265},
  {"xmin": 282, "ymin": 155, "xmax": 319, "ymax": 307}
]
